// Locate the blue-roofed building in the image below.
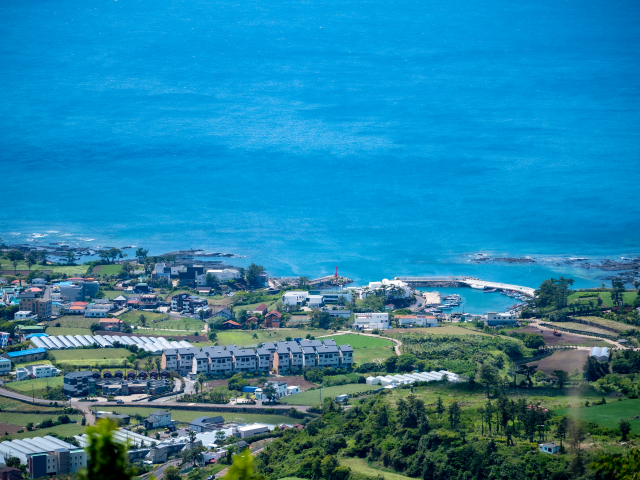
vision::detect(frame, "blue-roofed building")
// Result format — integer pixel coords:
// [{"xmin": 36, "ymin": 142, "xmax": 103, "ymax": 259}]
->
[{"xmin": 2, "ymin": 347, "xmax": 47, "ymax": 363}]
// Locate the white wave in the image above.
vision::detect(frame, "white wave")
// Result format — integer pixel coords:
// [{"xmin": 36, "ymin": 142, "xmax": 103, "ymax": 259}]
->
[
  {"xmin": 46, "ymin": 231, "xmax": 60, "ymax": 233},
  {"xmin": 29, "ymin": 233, "xmax": 47, "ymax": 238}
]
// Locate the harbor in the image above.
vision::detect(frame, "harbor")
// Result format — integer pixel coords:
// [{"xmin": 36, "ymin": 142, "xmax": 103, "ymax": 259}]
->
[{"xmin": 396, "ymin": 276, "xmax": 536, "ymax": 297}]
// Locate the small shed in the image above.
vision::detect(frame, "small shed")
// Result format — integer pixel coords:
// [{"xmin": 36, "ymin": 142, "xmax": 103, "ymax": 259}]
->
[
  {"xmin": 336, "ymin": 394, "xmax": 349, "ymax": 403},
  {"xmin": 539, "ymin": 442, "xmax": 560, "ymax": 454}
]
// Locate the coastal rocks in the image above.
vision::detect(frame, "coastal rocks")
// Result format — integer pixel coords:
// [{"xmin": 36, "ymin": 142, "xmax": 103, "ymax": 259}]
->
[
  {"xmin": 470, "ymin": 256, "xmax": 536, "ymax": 264},
  {"xmin": 162, "ymin": 249, "xmax": 242, "ymax": 258}
]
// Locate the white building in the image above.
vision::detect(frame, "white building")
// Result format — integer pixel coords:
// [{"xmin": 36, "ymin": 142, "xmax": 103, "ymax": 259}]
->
[
  {"xmin": 539, "ymin": 442, "xmax": 560, "ymax": 454},
  {"xmin": 0, "ymin": 436, "xmax": 86, "ymax": 476},
  {"xmin": 484, "ymin": 312, "xmax": 518, "ymax": 327},
  {"xmin": 307, "ymin": 295, "xmax": 324, "ymax": 308},
  {"xmin": 0, "ymin": 357, "xmax": 11, "ymax": 374},
  {"xmin": 286, "ymin": 385, "xmax": 300, "ymax": 396},
  {"xmin": 397, "ymin": 315, "xmax": 438, "ymax": 327},
  {"xmin": 236, "ymin": 423, "xmax": 269, "ymax": 439},
  {"xmin": 202, "ymin": 269, "xmax": 241, "ymax": 284},
  {"xmin": 361, "ymin": 279, "xmax": 412, "ymax": 299},
  {"xmin": 282, "ymin": 291, "xmax": 308, "ymax": 306},
  {"xmin": 354, "ymin": 312, "xmax": 390, "ymax": 330},
  {"xmin": 14, "ymin": 311, "xmax": 37, "ymax": 321},
  {"xmin": 16, "ymin": 364, "xmax": 60, "ymax": 381}
]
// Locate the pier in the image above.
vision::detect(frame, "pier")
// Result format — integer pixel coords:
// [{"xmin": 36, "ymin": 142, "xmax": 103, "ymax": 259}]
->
[{"xmin": 396, "ymin": 276, "xmax": 536, "ymax": 297}]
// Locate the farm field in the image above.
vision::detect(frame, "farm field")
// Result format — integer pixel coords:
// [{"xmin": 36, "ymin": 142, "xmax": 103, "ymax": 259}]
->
[
  {"xmin": 556, "ymin": 398, "xmax": 640, "ymax": 432},
  {"xmin": 48, "ymin": 317, "xmax": 94, "ymax": 328},
  {"xmin": 545, "ymin": 322, "xmax": 614, "ymax": 336},
  {"xmin": 215, "ymin": 330, "xmax": 327, "ymax": 347},
  {"xmin": 0, "ymin": 412, "xmax": 83, "ymax": 427},
  {"xmin": 51, "ymin": 348, "xmax": 131, "ymax": 366},
  {"xmin": 568, "ymin": 291, "xmax": 638, "ymax": 308},
  {"xmin": 44, "ymin": 327, "xmax": 92, "ymax": 336},
  {"xmin": 4, "ymin": 376, "xmax": 64, "ymax": 398},
  {"xmin": 108, "ymin": 407, "xmax": 293, "ymax": 426},
  {"xmin": 387, "ymin": 325, "xmax": 491, "ymax": 336},
  {"xmin": 0, "ymin": 397, "xmax": 62, "ymax": 412},
  {"xmin": 572, "ymin": 316, "xmax": 640, "ymax": 332},
  {"xmin": 513, "ymin": 326, "xmax": 611, "ymax": 347},
  {"xmin": 6, "ymin": 423, "xmax": 86, "ymax": 440},
  {"xmin": 319, "ymin": 334, "xmax": 395, "ymax": 364},
  {"xmin": 92, "ymin": 264, "xmax": 123, "ymax": 276},
  {"xmin": 119, "ymin": 311, "xmax": 168, "ymax": 325},
  {"xmin": 339, "ymin": 457, "xmax": 413, "ymax": 480},
  {"xmin": 526, "ymin": 349, "xmax": 589, "ymax": 376},
  {"xmin": 279, "ymin": 384, "xmax": 378, "ymax": 405}
]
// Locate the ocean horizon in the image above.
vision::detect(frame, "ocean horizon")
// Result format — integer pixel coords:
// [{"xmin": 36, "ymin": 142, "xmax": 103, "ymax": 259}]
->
[{"xmin": 1, "ymin": 0, "xmax": 639, "ymax": 289}]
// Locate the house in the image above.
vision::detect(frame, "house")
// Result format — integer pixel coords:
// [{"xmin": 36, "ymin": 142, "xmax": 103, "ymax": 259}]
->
[
  {"xmin": 190, "ymin": 415, "xmax": 225, "ymax": 432},
  {"xmin": 396, "ymin": 315, "xmax": 438, "ymax": 327},
  {"xmin": 252, "ymin": 304, "xmax": 268, "ymax": 316},
  {"xmin": 139, "ymin": 294, "xmax": 160, "ymax": 309},
  {"xmin": 14, "ymin": 311, "xmax": 37, "ymax": 321},
  {"xmin": 246, "ymin": 316, "xmax": 258, "ymax": 325},
  {"xmin": 362, "ymin": 279, "xmax": 411, "ymax": 299},
  {"xmin": 539, "ymin": 442, "xmax": 560, "ymax": 454},
  {"xmin": 85, "ymin": 304, "xmax": 114, "ymax": 318},
  {"xmin": 113, "ymin": 295, "xmax": 128, "ymax": 308},
  {"xmin": 63, "ymin": 370, "xmax": 96, "ymax": 397},
  {"xmin": 99, "ymin": 318, "xmax": 123, "ymax": 331},
  {"xmin": 307, "ymin": 295, "xmax": 324, "ymax": 308},
  {"xmin": 0, "ymin": 358, "xmax": 11, "ymax": 375},
  {"xmin": 59, "ymin": 284, "xmax": 85, "ymax": 302},
  {"xmin": 0, "ymin": 467, "xmax": 23, "ymax": 480},
  {"xmin": 144, "ymin": 410, "xmax": 172, "ymax": 429},
  {"xmin": 222, "ymin": 320, "xmax": 241, "ymax": 330},
  {"xmin": 282, "ymin": 291, "xmax": 307, "ymax": 306},
  {"xmin": 203, "ymin": 269, "xmax": 241, "ymax": 283},
  {"xmin": 96, "ymin": 413, "xmax": 130, "ymax": 425},
  {"xmin": 264, "ymin": 310, "xmax": 281, "ymax": 328},
  {"xmin": 484, "ymin": 312, "xmax": 518, "ymax": 327},
  {"xmin": 261, "ymin": 381, "xmax": 287, "ymax": 399},
  {"xmin": 235, "ymin": 423, "xmax": 269, "ymax": 439},
  {"xmin": 178, "ymin": 266, "xmax": 205, "ymax": 287},
  {"xmin": 286, "ymin": 386, "xmax": 300, "ymax": 396},
  {"xmin": 354, "ymin": 312, "xmax": 390, "ymax": 330},
  {"xmin": 15, "ymin": 364, "xmax": 60, "ymax": 381},
  {"xmin": 18, "ymin": 295, "xmax": 52, "ymax": 320},
  {"xmin": 216, "ymin": 308, "xmax": 233, "ymax": 320}
]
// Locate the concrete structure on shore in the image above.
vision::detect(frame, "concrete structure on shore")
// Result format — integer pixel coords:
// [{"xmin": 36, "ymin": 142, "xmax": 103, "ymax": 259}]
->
[{"xmin": 396, "ymin": 276, "xmax": 535, "ymax": 297}]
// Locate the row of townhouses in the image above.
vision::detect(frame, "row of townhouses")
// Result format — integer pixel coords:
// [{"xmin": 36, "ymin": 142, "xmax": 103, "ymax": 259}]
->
[{"xmin": 162, "ymin": 339, "xmax": 353, "ymax": 376}]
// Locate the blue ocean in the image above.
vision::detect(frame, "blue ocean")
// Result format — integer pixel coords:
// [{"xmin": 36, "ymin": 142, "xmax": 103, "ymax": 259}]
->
[{"xmin": 1, "ymin": 0, "xmax": 639, "ymax": 289}]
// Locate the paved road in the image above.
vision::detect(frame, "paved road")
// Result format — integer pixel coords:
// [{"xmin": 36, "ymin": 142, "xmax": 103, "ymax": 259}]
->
[
  {"xmin": 409, "ymin": 294, "xmax": 426, "ymax": 313},
  {"xmin": 153, "ymin": 459, "xmax": 181, "ymax": 480}
]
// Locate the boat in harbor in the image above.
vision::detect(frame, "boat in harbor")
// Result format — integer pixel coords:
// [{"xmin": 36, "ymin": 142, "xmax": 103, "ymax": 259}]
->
[{"xmin": 484, "ymin": 288, "xmax": 497, "ymax": 293}]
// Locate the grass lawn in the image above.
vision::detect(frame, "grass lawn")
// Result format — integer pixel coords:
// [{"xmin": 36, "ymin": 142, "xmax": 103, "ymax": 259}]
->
[
  {"xmin": 556, "ymin": 399, "xmax": 640, "ymax": 432},
  {"xmin": 108, "ymin": 407, "xmax": 293, "ymax": 426},
  {"xmin": 387, "ymin": 325, "xmax": 492, "ymax": 336},
  {"xmin": 92, "ymin": 264, "xmax": 123, "ymax": 276},
  {"xmin": 150, "ymin": 319, "xmax": 204, "ymax": 332},
  {"xmin": 216, "ymin": 330, "xmax": 328, "ymax": 347},
  {"xmin": 119, "ymin": 311, "xmax": 168, "ymax": 325},
  {"xmin": 0, "ymin": 397, "xmax": 62, "ymax": 412},
  {"xmin": 0, "ymin": 412, "xmax": 83, "ymax": 427},
  {"xmin": 319, "ymin": 334, "xmax": 395, "ymax": 364},
  {"xmin": 233, "ymin": 301, "xmax": 279, "ymax": 315},
  {"xmin": 279, "ymin": 384, "xmax": 378, "ymax": 405},
  {"xmin": 48, "ymin": 316, "xmax": 95, "ymax": 328},
  {"xmin": 101, "ymin": 290, "xmax": 127, "ymax": 300},
  {"xmin": 339, "ymin": 458, "xmax": 413, "ymax": 480},
  {"xmin": 545, "ymin": 322, "xmax": 614, "ymax": 336},
  {"xmin": 573, "ymin": 316, "xmax": 640, "ymax": 332},
  {"xmin": 569, "ymin": 292, "xmax": 638, "ymax": 308},
  {"xmin": 4, "ymin": 423, "xmax": 86, "ymax": 440},
  {"xmin": 44, "ymin": 327, "xmax": 93, "ymax": 336},
  {"xmin": 4, "ymin": 377, "xmax": 64, "ymax": 398},
  {"xmin": 51, "ymin": 348, "xmax": 131, "ymax": 366}
]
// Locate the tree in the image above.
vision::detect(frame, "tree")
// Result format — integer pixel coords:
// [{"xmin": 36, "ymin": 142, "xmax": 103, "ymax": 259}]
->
[
  {"xmin": 139, "ymin": 314, "xmax": 146, "ymax": 327},
  {"xmin": 478, "ymin": 363, "xmax": 499, "ymax": 397},
  {"xmin": 262, "ymin": 383, "xmax": 278, "ymax": 403},
  {"xmin": 26, "ymin": 253, "xmax": 38, "ymax": 271},
  {"xmin": 135, "ymin": 248, "xmax": 149, "ymax": 264},
  {"xmin": 215, "ymin": 430, "xmax": 226, "ymax": 444},
  {"xmin": 620, "ymin": 419, "xmax": 632, "ymax": 441},
  {"xmin": 556, "ymin": 416, "xmax": 568, "ymax": 450},
  {"xmin": 590, "ymin": 448, "xmax": 640, "ymax": 480},
  {"xmin": 6, "ymin": 251, "xmax": 24, "ymax": 274},
  {"xmin": 534, "ymin": 277, "xmax": 574, "ymax": 309},
  {"xmin": 583, "ymin": 356, "xmax": 609, "ymax": 381},
  {"xmin": 78, "ymin": 419, "xmax": 136, "ymax": 480},
  {"xmin": 225, "ymin": 449, "xmax": 256, "ymax": 480},
  {"xmin": 396, "ymin": 353, "xmax": 416, "ymax": 372},
  {"xmin": 5, "ymin": 457, "xmax": 20, "ymax": 469},
  {"xmin": 64, "ymin": 251, "xmax": 77, "ymax": 265},
  {"xmin": 321, "ymin": 455, "xmax": 340, "ymax": 479},
  {"xmin": 245, "ymin": 263, "xmax": 266, "ymax": 284},
  {"xmin": 552, "ymin": 370, "xmax": 569, "ymax": 388},
  {"xmin": 310, "ymin": 311, "xmax": 332, "ymax": 330},
  {"xmin": 163, "ymin": 466, "xmax": 181, "ymax": 480},
  {"xmin": 448, "ymin": 401, "xmax": 461, "ymax": 430},
  {"xmin": 206, "ymin": 273, "xmax": 218, "ymax": 287},
  {"xmin": 611, "ymin": 279, "xmax": 626, "ymax": 306}
]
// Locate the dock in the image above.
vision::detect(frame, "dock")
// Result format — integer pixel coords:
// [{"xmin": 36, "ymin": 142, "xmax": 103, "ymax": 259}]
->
[{"xmin": 396, "ymin": 276, "xmax": 535, "ymax": 297}]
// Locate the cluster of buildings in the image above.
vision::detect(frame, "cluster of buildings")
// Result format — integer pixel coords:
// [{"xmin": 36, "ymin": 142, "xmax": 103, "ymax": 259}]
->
[
  {"xmin": 63, "ymin": 370, "xmax": 171, "ymax": 397},
  {"xmin": 152, "ymin": 263, "xmax": 268, "ymax": 288},
  {"xmin": 162, "ymin": 338, "xmax": 353, "ymax": 378},
  {"xmin": 366, "ymin": 370, "xmax": 461, "ymax": 386},
  {"xmin": 29, "ymin": 333, "xmax": 193, "ymax": 352},
  {"xmin": 0, "ymin": 436, "xmax": 86, "ymax": 478}
]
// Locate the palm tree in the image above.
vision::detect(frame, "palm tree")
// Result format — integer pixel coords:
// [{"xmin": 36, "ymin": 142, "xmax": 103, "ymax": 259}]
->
[
  {"xmin": 122, "ymin": 359, "xmax": 128, "ymax": 377},
  {"xmin": 145, "ymin": 358, "xmax": 153, "ymax": 372},
  {"xmin": 155, "ymin": 357, "xmax": 161, "ymax": 371}
]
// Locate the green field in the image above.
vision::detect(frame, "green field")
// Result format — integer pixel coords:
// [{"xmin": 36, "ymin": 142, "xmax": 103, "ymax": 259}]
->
[
  {"xmin": 50, "ymin": 348, "xmax": 131, "ymax": 366},
  {"xmin": 108, "ymin": 407, "xmax": 293, "ymax": 426},
  {"xmin": 119, "ymin": 311, "xmax": 168, "ymax": 324},
  {"xmin": 569, "ymin": 291, "xmax": 638, "ymax": 308},
  {"xmin": 0, "ymin": 397, "xmax": 62, "ymax": 412},
  {"xmin": 0, "ymin": 262, "xmax": 89, "ymax": 276},
  {"xmin": 49, "ymin": 317, "xmax": 95, "ymax": 328},
  {"xmin": 573, "ymin": 316, "xmax": 640, "ymax": 332},
  {"xmin": 389, "ymin": 325, "xmax": 492, "ymax": 337},
  {"xmin": 44, "ymin": 327, "xmax": 93, "ymax": 336},
  {"xmin": 319, "ymin": 334, "xmax": 395, "ymax": 364},
  {"xmin": 101, "ymin": 290, "xmax": 127, "ymax": 300},
  {"xmin": 93, "ymin": 264, "xmax": 123, "ymax": 276},
  {"xmin": 0, "ymin": 412, "xmax": 83, "ymax": 427},
  {"xmin": 4, "ymin": 423, "xmax": 86, "ymax": 440},
  {"xmin": 556, "ymin": 398, "xmax": 640, "ymax": 432},
  {"xmin": 216, "ymin": 330, "xmax": 328, "ymax": 347},
  {"xmin": 278, "ymin": 384, "xmax": 378, "ymax": 405},
  {"xmin": 4, "ymin": 377, "xmax": 64, "ymax": 398},
  {"xmin": 545, "ymin": 322, "xmax": 614, "ymax": 336},
  {"xmin": 339, "ymin": 457, "xmax": 413, "ymax": 480},
  {"xmin": 118, "ymin": 312, "xmax": 204, "ymax": 332}
]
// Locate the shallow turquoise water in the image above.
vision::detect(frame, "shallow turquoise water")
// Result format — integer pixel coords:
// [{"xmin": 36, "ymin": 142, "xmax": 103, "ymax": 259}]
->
[{"xmin": 1, "ymin": 0, "xmax": 639, "ymax": 288}]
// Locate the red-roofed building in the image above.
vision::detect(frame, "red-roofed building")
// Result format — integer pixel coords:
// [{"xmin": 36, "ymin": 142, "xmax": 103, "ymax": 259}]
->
[
  {"xmin": 252, "ymin": 303, "xmax": 268, "ymax": 316},
  {"xmin": 246, "ymin": 316, "xmax": 259, "ymax": 324},
  {"xmin": 222, "ymin": 320, "xmax": 241, "ymax": 329},
  {"xmin": 265, "ymin": 310, "xmax": 281, "ymax": 328}
]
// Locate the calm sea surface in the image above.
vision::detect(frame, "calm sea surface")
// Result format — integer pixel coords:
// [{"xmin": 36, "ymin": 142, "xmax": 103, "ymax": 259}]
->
[{"xmin": 1, "ymin": 0, "xmax": 639, "ymax": 289}]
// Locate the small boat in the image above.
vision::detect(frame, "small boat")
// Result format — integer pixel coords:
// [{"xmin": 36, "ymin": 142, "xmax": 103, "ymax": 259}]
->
[
  {"xmin": 484, "ymin": 288, "xmax": 497, "ymax": 293},
  {"xmin": 470, "ymin": 284, "xmax": 484, "ymax": 289}
]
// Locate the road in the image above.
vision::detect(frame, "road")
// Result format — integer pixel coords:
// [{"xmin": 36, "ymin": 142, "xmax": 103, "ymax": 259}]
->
[{"xmin": 153, "ymin": 459, "xmax": 181, "ymax": 480}]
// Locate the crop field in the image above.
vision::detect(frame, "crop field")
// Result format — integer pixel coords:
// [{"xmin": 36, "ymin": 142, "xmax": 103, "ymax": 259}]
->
[
  {"xmin": 513, "ymin": 326, "xmax": 611, "ymax": 347},
  {"xmin": 278, "ymin": 384, "xmax": 378, "ymax": 405},
  {"xmin": 0, "ymin": 412, "xmax": 83, "ymax": 427},
  {"xmin": 545, "ymin": 322, "xmax": 613, "ymax": 336},
  {"xmin": 573, "ymin": 316, "xmax": 640, "ymax": 332},
  {"xmin": 44, "ymin": 327, "xmax": 92, "ymax": 336},
  {"xmin": 108, "ymin": 407, "xmax": 293, "ymax": 426},
  {"xmin": 6, "ymin": 423, "xmax": 86, "ymax": 440},
  {"xmin": 118, "ymin": 311, "xmax": 168, "ymax": 324},
  {"xmin": 48, "ymin": 317, "xmax": 95, "ymax": 328},
  {"xmin": 4, "ymin": 376, "xmax": 63, "ymax": 398},
  {"xmin": 388, "ymin": 325, "xmax": 491, "ymax": 336},
  {"xmin": 0, "ymin": 397, "xmax": 61, "ymax": 412},
  {"xmin": 216, "ymin": 330, "xmax": 327, "ymax": 347},
  {"xmin": 339, "ymin": 458, "xmax": 413, "ymax": 480},
  {"xmin": 556, "ymin": 398, "xmax": 640, "ymax": 432},
  {"xmin": 92, "ymin": 264, "xmax": 123, "ymax": 276},
  {"xmin": 150, "ymin": 319, "xmax": 204, "ymax": 331},
  {"xmin": 526, "ymin": 350, "xmax": 589, "ymax": 376},
  {"xmin": 51, "ymin": 348, "xmax": 131, "ymax": 366},
  {"xmin": 319, "ymin": 334, "xmax": 395, "ymax": 364},
  {"xmin": 568, "ymin": 291, "xmax": 638, "ymax": 308}
]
